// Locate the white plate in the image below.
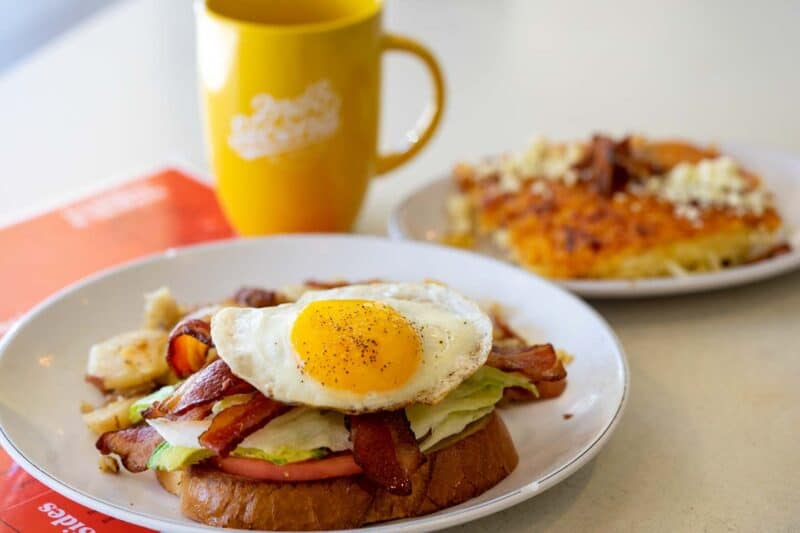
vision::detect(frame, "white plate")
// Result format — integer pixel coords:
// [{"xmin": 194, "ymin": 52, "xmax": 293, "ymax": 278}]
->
[
  {"xmin": 389, "ymin": 142, "xmax": 800, "ymax": 298},
  {"xmin": 0, "ymin": 235, "xmax": 626, "ymax": 532}
]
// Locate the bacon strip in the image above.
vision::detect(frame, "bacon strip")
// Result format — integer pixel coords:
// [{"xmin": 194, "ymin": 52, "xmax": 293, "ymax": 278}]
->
[
  {"xmin": 534, "ymin": 378, "xmax": 567, "ymax": 398},
  {"xmin": 96, "ymin": 425, "xmax": 163, "ymax": 473},
  {"xmin": 199, "ymin": 394, "xmax": 289, "ymax": 456},
  {"xmin": 96, "ymin": 360, "xmax": 259, "ymax": 473},
  {"xmin": 502, "ymin": 379, "xmax": 567, "ymax": 403},
  {"xmin": 489, "ymin": 308, "xmax": 525, "ymax": 344},
  {"xmin": 167, "ymin": 315, "xmax": 214, "ymax": 378},
  {"xmin": 574, "ymin": 135, "xmax": 659, "ymax": 197},
  {"xmin": 143, "ymin": 359, "xmax": 254, "ymax": 419},
  {"xmin": 84, "ymin": 375, "xmax": 106, "ymax": 392},
  {"xmin": 487, "ymin": 343, "xmax": 567, "ymax": 382},
  {"xmin": 348, "ymin": 411, "xmax": 424, "ymax": 496},
  {"xmin": 231, "ymin": 287, "xmax": 285, "ymax": 308}
]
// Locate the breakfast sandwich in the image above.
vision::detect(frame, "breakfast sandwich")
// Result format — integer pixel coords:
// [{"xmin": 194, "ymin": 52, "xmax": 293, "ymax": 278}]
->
[
  {"xmin": 447, "ymin": 134, "xmax": 790, "ymax": 278},
  {"xmin": 83, "ymin": 282, "xmax": 567, "ymax": 530}
]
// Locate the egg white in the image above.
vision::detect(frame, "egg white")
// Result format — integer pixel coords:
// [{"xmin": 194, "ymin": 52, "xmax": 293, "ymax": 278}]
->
[{"xmin": 211, "ymin": 282, "xmax": 493, "ymax": 413}]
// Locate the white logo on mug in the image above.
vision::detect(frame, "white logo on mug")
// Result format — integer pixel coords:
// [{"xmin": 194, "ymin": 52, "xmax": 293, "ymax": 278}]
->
[{"xmin": 228, "ymin": 79, "xmax": 341, "ymax": 160}]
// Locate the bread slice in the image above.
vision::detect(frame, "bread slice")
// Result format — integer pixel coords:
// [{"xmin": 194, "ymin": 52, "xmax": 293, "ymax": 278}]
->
[{"xmin": 166, "ymin": 412, "xmax": 517, "ymax": 530}]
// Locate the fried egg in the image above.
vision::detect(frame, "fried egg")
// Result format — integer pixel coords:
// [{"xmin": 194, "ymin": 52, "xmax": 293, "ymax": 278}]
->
[{"xmin": 211, "ymin": 282, "xmax": 492, "ymax": 413}]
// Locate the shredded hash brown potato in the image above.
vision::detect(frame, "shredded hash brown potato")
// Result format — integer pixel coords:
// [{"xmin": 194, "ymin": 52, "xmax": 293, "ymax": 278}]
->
[{"xmin": 448, "ymin": 134, "xmax": 789, "ymax": 279}]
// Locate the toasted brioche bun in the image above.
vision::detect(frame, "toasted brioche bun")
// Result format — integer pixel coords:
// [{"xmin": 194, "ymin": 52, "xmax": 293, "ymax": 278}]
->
[{"xmin": 161, "ymin": 412, "xmax": 517, "ymax": 530}]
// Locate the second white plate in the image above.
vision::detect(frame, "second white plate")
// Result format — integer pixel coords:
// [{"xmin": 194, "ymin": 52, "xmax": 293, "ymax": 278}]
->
[{"xmin": 389, "ymin": 142, "xmax": 800, "ymax": 298}]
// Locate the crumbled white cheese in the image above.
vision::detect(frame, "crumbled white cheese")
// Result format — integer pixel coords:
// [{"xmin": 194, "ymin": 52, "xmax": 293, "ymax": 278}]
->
[
  {"xmin": 674, "ymin": 204, "xmax": 702, "ymax": 224},
  {"xmin": 529, "ymin": 180, "xmax": 551, "ymax": 197},
  {"xmin": 477, "ymin": 136, "xmax": 584, "ymax": 188},
  {"xmin": 498, "ymin": 171, "xmax": 523, "ymax": 193},
  {"xmin": 644, "ymin": 157, "xmax": 770, "ymax": 219}
]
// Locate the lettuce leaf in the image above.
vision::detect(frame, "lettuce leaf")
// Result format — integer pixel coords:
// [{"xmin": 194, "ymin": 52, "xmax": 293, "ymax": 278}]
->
[
  {"xmin": 129, "ymin": 384, "xmax": 177, "ymax": 424},
  {"xmin": 466, "ymin": 366, "xmax": 538, "ymax": 396},
  {"xmin": 419, "ymin": 406, "xmax": 495, "ymax": 451},
  {"xmin": 231, "ymin": 447, "xmax": 328, "ymax": 465},
  {"xmin": 147, "ymin": 441, "xmax": 213, "ymax": 471},
  {"xmin": 406, "ymin": 366, "xmax": 537, "ymax": 451}
]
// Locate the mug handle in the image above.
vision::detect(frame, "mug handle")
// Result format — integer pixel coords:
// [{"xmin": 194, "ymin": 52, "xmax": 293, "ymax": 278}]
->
[{"xmin": 376, "ymin": 33, "xmax": 446, "ymax": 175}]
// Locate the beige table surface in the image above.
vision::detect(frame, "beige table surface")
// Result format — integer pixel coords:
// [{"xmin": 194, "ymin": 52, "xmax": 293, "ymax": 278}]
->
[
  {"xmin": 0, "ymin": 1, "xmax": 798, "ymax": 531},
  {"xmin": 452, "ymin": 273, "xmax": 800, "ymax": 532}
]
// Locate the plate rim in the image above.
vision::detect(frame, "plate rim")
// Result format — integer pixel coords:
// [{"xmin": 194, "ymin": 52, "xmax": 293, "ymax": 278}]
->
[
  {"xmin": 0, "ymin": 234, "xmax": 629, "ymax": 532},
  {"xmin": 387, "ymin": 141, "xmax": 800, "ymax": 299}
]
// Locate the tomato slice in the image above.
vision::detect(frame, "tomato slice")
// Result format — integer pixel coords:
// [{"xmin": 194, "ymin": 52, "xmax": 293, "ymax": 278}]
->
[{"xmin": 215, "ymin": 453, "xmax": 363, "ymax": 482}]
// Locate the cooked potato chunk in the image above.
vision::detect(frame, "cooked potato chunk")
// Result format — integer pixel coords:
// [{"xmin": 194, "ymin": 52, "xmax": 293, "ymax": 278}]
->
[
  {"xmin": 143, "ymin": 287, "xmax": 182, "ymax": 331},
  {"xmin": 87, "ymin": 329, "xmax": 169, "ymax": 390},
  {"xmin": 98, "ymin": 455, "xmax": 120, "ymax": 473},
  {"xmin": 82, "ymin": 395, "xmax": 141, "ymax": 434}
]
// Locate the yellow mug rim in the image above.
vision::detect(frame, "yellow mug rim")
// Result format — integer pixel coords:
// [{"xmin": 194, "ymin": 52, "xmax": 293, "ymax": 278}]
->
[{"xmin": 198, "ymin": 0, "xmax": 382, "ymax": 34}]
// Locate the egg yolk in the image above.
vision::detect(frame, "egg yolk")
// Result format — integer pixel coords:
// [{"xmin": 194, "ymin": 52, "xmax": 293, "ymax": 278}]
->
[{"xmin": 290, "ymin": 299, "xmax": 422, "ymax": 394}]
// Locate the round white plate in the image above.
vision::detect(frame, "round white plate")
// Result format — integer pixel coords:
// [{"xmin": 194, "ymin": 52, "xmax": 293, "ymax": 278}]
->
[
  {"xmin": 389, "ymin": 142, "xmax": 800, "ymax": 298},
  {"xmin": 0, "ymin": 235, "xmax": 626, "ymax": 533}
]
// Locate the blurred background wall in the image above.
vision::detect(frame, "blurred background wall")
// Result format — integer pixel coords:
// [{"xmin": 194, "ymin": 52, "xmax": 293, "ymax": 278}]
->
[
  {"xmin": 1, "ymin": 0, "xmax": 798, "ymax": 229},
  {"xmin": 0, "ymin": 0, "xmax": 118, "ymax": 72}
]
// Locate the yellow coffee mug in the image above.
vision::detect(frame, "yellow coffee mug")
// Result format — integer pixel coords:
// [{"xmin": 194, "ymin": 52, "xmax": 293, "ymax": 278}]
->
[{"xmin": 195, "ymin": 0, "xmax": 445, "ymax": 235}]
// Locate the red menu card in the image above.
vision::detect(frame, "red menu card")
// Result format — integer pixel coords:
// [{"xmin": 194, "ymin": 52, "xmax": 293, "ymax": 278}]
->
[{"xmin": 0, "ymin": 168, "xmax": 234, "ymax": 532}]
